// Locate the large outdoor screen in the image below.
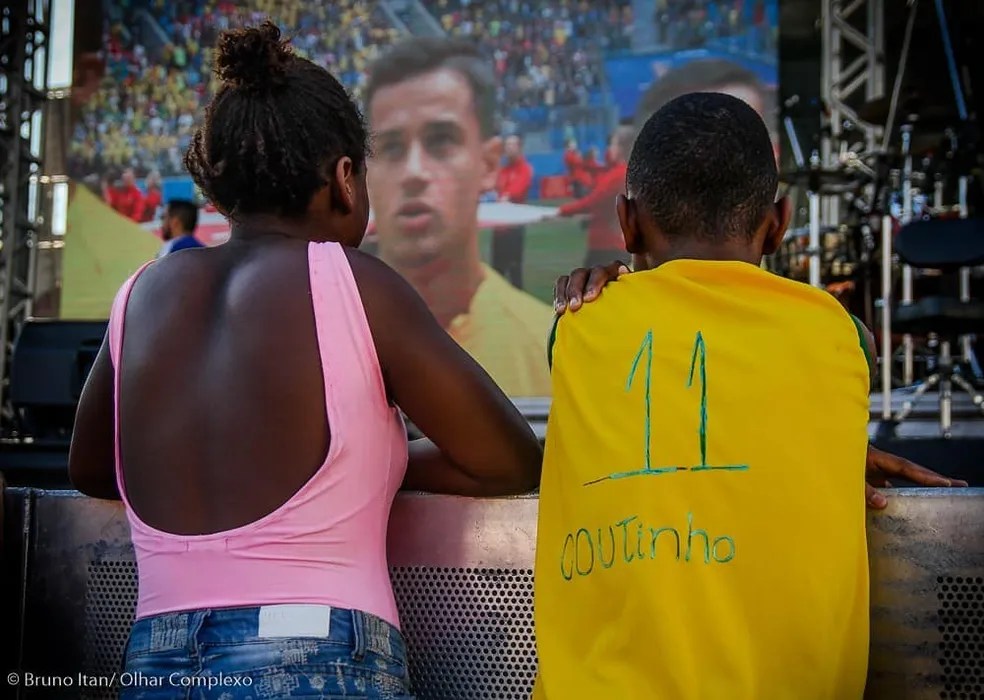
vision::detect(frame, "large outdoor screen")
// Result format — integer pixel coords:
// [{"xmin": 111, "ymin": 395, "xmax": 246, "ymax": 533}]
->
[{"xmin": 64, "ymin": 0, "xmax": 779, "ymax": 397}]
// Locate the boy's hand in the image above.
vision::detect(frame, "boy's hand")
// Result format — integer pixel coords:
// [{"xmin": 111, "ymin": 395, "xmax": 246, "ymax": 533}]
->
[
  {"xmin": 553, "ymin": 260, "xmax": 630, "ymax": 314},
  {"xmin": 865, "ymin": 444, "xmax": 968, "ymax": 508}
]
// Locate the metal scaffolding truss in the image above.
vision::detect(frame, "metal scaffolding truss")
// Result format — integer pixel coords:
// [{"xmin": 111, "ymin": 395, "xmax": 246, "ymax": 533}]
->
[
  {"xmin": 817, "ymin": 0, "xmax": 886, "ymax": 260},
  {"xmin": 0, "ymin": 0, "xmax": 48, "ymax": 414},
  {"xmin": 820, "ymin": 0, "xmax": 885, "ymax": 165}
]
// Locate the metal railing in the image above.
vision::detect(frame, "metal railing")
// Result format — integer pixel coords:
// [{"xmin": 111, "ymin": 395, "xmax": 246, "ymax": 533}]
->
[{"xmin": 1, "ymin": 487, "xmax": 982, "ymax": 699}]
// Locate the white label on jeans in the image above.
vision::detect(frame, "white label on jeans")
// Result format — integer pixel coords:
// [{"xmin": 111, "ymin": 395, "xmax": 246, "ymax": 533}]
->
[{"xmin": 257, "ymin": 605, "xmax": 332, "ymax": 639}]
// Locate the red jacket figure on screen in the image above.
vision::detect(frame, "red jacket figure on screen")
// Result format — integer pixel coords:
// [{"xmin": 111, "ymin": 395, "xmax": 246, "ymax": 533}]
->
[
  {"xmin": 141, "ymin": 171, "xmax": 163, "ymax": 223},
  {"xmin": 558, "ymin": 162, "xmax": 627, "ymax": 252},
  {"xmin": 496, "ymin": 156, "xmax": 533, "ymax": 203},
  {"xmin": 584, "ymin": 147, "xmax": 604, "ymax": 178},
  {"xmin": 109, "ymin": 186, "xmax": 145, "ymax": 222},
  {"xmin": 558, "ymin": 126, "xmax": 635, "ymax": 254},
  {"xmin": 105, "ymin": 168, "xmax": 145, "ymax": 222},
  {"xmin": 142, "ymin": 186, "xmax": 163, "ymax": 223},
  {"xmin": 563, "ymin": 143, "xmax": 582, "ymax": 178},
  {"xmin": 563, "ymin": 142, "xmax": 592, "ymax": 195}
]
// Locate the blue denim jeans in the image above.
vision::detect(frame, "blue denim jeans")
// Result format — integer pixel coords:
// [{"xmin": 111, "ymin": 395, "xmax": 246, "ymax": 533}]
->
[{"xmin": 120, "ymin": 605, "xmax": 414, "ymax": 699}]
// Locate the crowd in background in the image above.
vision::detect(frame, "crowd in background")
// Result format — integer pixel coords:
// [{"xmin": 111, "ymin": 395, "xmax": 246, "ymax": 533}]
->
[
  {"xmin": 69, "ymin": 0, "xmax": 398, "ymax": 184},
  {"xmin": 427, "ymin": 0, "xmax": 632, "ymax": 110},
  {"xmin": 654, "ymin": 0, "xmax": 777, "ymax": 53},
  {"xmin": 70, "ymin": 0, "xmax": 776, "ymax": 219}
]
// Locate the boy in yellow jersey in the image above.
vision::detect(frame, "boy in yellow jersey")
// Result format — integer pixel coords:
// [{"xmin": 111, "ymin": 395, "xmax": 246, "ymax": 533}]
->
[{"xmin": 534, "ymin": 93, "xmax": 872, "ymax": 699}]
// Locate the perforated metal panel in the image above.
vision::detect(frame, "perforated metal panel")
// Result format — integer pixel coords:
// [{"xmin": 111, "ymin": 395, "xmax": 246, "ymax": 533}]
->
[
  {"xmin": 83, "ymin": 562, "xmax": 138, "ymax": 700},
  {"xmin": 12, "ymin": 489, "xmax": 983, "ymax": 700},
  {"xmin": 938, "ymin": 575, "xmax": 984, "ymax": 700},
  {"xmin": 390, "ymin": 567, "xmax": 538, "ymax": 700}
]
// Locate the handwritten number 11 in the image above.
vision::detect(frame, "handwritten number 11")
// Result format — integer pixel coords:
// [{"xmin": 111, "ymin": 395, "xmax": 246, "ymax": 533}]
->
[
  {"xmin": 626, "ymin": 331, "xmax": 708, "ymax": 469},
  {"xmin": 687, "ymin": 332, "xmax": 708, "ymax": 468},
  {"xmin": 626, "ymin": 329, "xmax": 654, "ymax": 471}
]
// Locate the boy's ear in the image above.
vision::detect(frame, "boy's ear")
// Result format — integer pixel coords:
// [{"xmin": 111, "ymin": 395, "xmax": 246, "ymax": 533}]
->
[
  {"xmin": 617, "ymin": 194, "xmax": 644, "ymax": 255},
  {"xmin": 762, "ymin": 196, "xmax": 792, "ymax": 255}
]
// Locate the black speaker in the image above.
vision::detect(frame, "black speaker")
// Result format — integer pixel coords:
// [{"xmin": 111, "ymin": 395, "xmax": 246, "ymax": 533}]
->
[{"xmin": 8, "ymin": 320, "xmax": 109, "ymax": 442}]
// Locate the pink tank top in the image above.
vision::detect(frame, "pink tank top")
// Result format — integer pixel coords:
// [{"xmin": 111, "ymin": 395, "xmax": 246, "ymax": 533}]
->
[{"xmin": 108, "ymin": 242, "xmax": 408, "ymax": 626}]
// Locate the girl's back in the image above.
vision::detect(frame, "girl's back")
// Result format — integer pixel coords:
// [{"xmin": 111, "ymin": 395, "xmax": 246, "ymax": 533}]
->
[
  {"xmin": 120, "ymin": 241, "xmax": 331, "ymax": 536},
  {"xmin": 114, "ymin": 241, "xmax": 408, "ymax": 625}
]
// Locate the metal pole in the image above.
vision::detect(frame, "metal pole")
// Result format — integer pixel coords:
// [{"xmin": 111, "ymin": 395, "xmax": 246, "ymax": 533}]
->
[
  {"xmin": 881, "ymin": 0, "xmax": 920, "ymax": 152},
  {"xmin": 783, "ymin": 116, "xmax": 806, "ymax": 169},
  {"xmin": 882, "ymin": 214, "xmax": 893, "ymax": 418},
  {"xmin": 901, "ymin": 126, "xmax": 914, "ymax": 385},
  {"xmin": 940, "ymin": 340, "xmax": 953, "ymax": 438},
  {"xmin": 959, "ymin": 177, "xmax": 972, "ymax": 362},
  {"xmin": 821, "ymin": 0, "xmax": 833, "ymax": 170},
  {"xmin": 809, "ymin": 192, "xmax": 822, "ymax": 287},
  {"xmin": 25, "ymin": 181, "xmax": 38, "ymax": 321},
  {"xmin": 933, "ymin": 0, "xmax": 969, "ymax": 121}
]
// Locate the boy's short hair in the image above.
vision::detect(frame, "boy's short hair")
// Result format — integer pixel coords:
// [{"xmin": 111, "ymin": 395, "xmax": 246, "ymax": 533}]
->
[{"xmin": 627, "ymin": 92, "xmax": 778, "ymax": 241}]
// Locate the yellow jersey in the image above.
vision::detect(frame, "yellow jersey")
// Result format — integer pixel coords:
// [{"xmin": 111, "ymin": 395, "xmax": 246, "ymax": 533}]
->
[
  {"xmin": 449, "ymin": 264, "xmax": 553, "ymax": 397},
  {"xmin": 534, "ymin": 259, "xmax": 871, "ymax": 699}
]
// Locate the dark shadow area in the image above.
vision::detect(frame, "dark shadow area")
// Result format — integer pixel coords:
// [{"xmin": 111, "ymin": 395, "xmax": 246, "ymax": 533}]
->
[{"xmin": 870, "ymin": 436, "xmax": 984, "ymax": 486}]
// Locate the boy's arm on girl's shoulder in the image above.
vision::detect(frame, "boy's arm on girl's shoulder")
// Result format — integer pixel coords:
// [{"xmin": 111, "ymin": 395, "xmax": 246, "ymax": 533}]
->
[{"xmin": 551, "ymin": 261, "xmax": 631, "ymax": 316}]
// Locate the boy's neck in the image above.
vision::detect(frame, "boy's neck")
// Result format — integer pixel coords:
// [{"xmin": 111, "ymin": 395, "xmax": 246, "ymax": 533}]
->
[{"xmin": 644, "ymin": 240, "xmax": 763, "ymax": 270}]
